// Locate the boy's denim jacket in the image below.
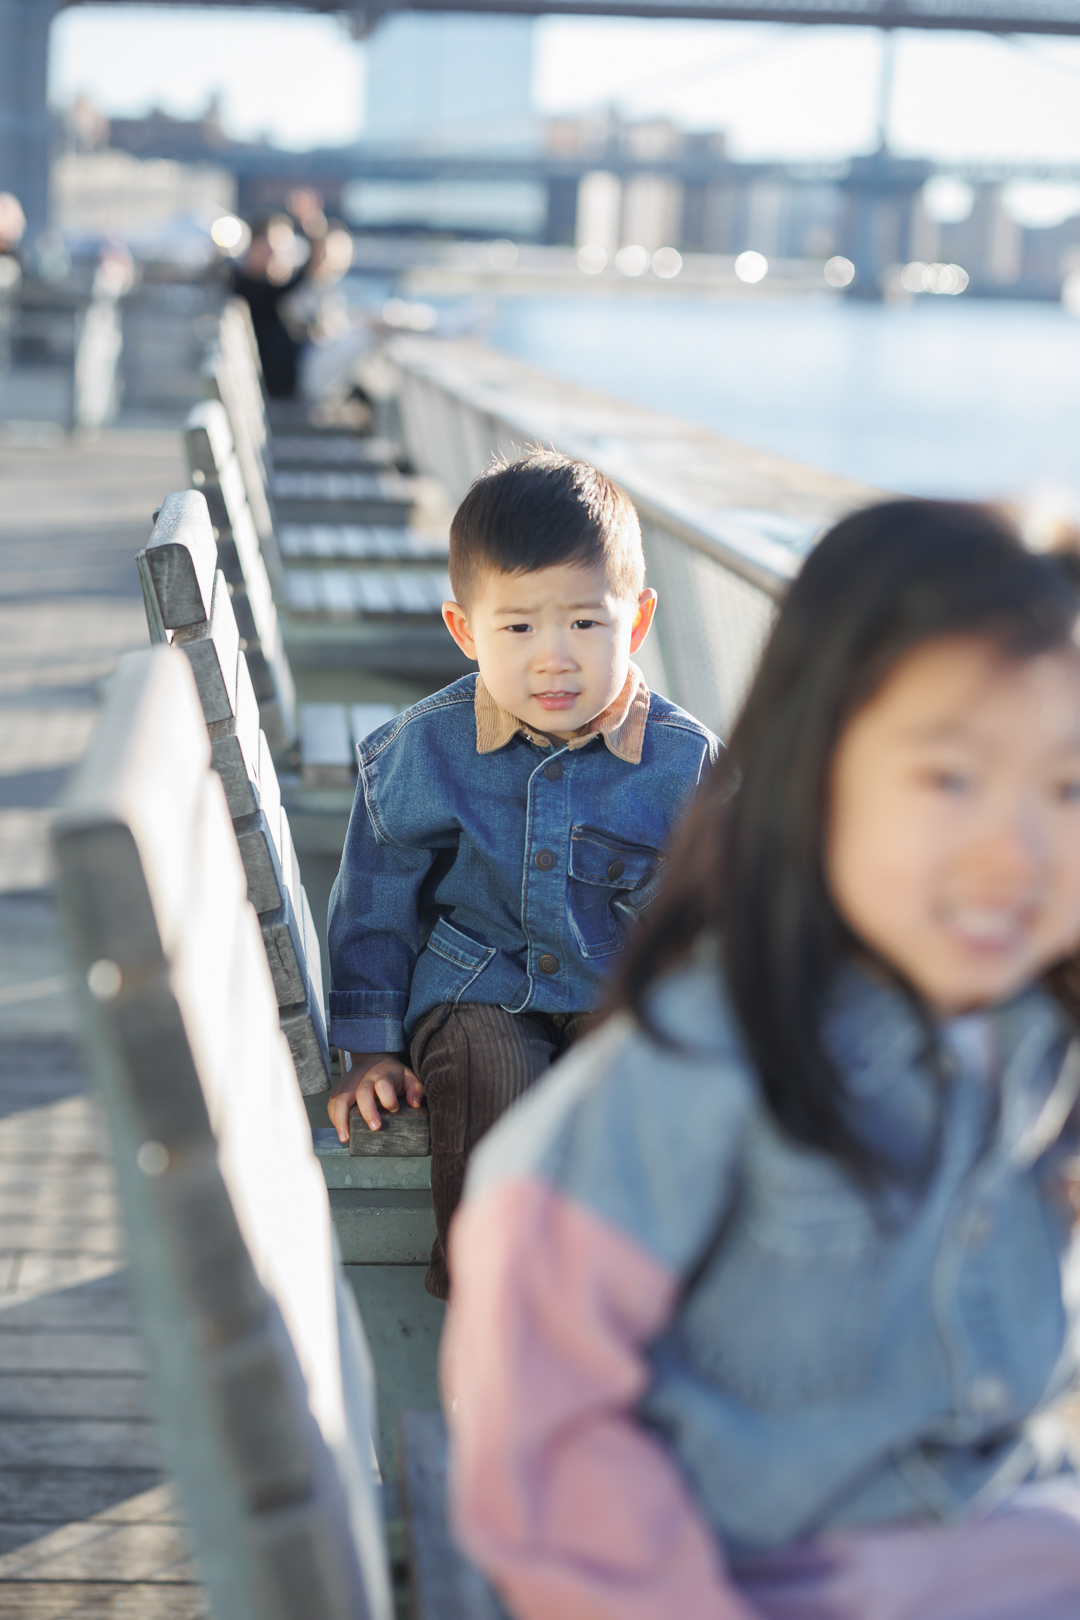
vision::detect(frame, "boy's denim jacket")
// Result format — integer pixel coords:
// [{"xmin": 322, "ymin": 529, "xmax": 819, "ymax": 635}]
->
[
  {"xmin": 457, "ymin": 951, "xmax": 1080, "ymax": 1566},
  {"xmin": 327, "ymin": 673, "xmax": 718, "ymax": 1054}
]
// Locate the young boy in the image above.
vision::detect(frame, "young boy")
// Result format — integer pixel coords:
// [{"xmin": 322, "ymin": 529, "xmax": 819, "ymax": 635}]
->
[{"xmin": 326, "ymin": 450, "xmax": 718, "ymax": 1299}]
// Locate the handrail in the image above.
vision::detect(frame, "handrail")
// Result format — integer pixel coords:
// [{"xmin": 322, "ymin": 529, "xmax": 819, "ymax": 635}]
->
[{"xmin": 385, "ymin": 336, "xmax": 814, "ymax": 601}]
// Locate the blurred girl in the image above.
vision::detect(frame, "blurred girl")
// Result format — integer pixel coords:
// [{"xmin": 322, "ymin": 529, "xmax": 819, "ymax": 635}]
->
[{"xmin": 443, "ymin": 500, "xmax": 1080, "ymax": 1620}]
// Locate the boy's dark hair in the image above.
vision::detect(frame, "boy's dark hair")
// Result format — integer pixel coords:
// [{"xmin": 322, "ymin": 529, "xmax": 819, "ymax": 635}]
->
[
  {"xmin": 612, "ymin": 498, "xmax": 1080, "ymax": 1183},
  {"xmin": 449, "ymin": 450, "xmax": 644, "ymax": 606}
]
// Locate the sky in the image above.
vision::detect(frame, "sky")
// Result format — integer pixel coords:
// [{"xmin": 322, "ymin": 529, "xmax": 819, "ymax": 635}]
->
[{"xmin": 48, "ymin": 4, "xmax": 1080, "ymax": 165}]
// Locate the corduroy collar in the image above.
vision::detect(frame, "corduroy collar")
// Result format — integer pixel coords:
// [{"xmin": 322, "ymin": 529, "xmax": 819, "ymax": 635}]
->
[{"xmin": 474, "ymin": 662, "xmax": 649, "ymax": 764}]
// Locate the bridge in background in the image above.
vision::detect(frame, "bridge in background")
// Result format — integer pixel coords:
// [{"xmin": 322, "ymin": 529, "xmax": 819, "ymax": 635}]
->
[{"xmin": 3, "ymin": 0, "xmax": 1080, "ymax": 274}]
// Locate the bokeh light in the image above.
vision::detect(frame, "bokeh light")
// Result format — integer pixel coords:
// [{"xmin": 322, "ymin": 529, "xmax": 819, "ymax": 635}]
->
[
  {"xmin": 577, "ymin": 243, "xmax": 607, "ymax": 275},
  {"xmin": 210, "ymin": 214, "xmax": 249, "ymax": 255},
  {"xmin": 823, "ymin": 255, "xmax": 855, "ymax": 288},
  {"xmin": 900, "ymin": 260, "xmax": 969, "ymax": 295},
  {"xmin": 651, "ymin": 246, "xmax": 683, "ymax": 279},
  {"xmin": 615, "ymin": 244, "xmax": 650, "ymax": 277},
  {"xmin": 382, "ymin": 298, "xmax": 438, "ymax": 331},
  {"xmin": 734, "ymin": 251, "xmax": 768, "ymax": 284}
]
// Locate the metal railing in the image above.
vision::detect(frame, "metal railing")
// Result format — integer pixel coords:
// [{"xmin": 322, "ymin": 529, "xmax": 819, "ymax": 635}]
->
[{"xmin": 387, "ymin": 335, "xmax": 806, "ymax": 736}]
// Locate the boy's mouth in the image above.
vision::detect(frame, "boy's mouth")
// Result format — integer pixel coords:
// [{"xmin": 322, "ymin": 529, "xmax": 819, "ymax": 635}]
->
[{"xmin": 533, "ymin": 690, "xmax": 580, "ymax": 712}]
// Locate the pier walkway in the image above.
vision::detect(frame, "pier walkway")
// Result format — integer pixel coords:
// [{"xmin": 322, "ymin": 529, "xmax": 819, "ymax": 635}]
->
[{"xmin": 0, "ymin": 427, "xmax": 206, "ymax": 1617}]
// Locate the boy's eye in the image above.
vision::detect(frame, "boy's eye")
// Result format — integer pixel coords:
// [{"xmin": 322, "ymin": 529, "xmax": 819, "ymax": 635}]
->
[
  {"xmin": 504, "ymin": 623, "xmax": 531, "ymax": 634},
  {"xmin": 571, "ymin": 619, "xmax": 598, "ymax": 630}
]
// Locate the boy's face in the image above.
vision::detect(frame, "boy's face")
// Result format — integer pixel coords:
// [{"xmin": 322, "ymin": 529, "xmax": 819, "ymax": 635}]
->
[{"xmin": 442, "ymin": 562, "xmax": 657, "ymax": 740}]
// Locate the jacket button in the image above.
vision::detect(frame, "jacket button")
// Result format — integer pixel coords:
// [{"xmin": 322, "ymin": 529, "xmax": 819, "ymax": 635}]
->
[
  {"xmin": 607, "ymin": 859, "xmax": 625, "ymax": 880},
  {"xmin": 543, "ymin": 760, "xmax": 563, "ymax": 780},
  {"xmin": 534, "ymin": 849, "xmax": 556, "ymax": 871},
  {"xmin": 538, "ymin": 953, "xmax": 559, "ymax": 975},
  {"xmin": 968, "ymin": 1375, "xmax": 1010, "ymax": 1416}
]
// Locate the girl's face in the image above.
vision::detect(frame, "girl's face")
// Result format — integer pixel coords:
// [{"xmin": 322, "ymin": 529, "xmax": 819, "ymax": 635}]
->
[{"xmin": 827, "ymin": 635, "xmax": 1080, "ymax": 1016}]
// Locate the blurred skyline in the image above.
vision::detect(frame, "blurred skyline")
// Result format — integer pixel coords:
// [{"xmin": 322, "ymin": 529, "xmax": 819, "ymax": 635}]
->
[{"xmin": 49, "ymin": 5, "xmax": 1080, "ymax": 165}]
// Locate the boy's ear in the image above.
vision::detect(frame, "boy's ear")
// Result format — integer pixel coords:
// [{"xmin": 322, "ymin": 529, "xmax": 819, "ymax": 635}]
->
[
  {"xmin": 629, "ymin": 589, "xmax": 658, "ymax": 654},
  {"xmin": 442, "ymin": 601, "xmax": 478, "ymax": 660}
]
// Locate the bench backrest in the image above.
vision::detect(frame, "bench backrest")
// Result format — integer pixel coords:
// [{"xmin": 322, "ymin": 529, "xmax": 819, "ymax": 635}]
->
[
  {"xmin": 204, "ymin": 299, "xmax": 278, "ymax": 551},
  {"xmin": 184, "ymin": 398, "xmax": 295, "ymax": 752},
  {"xmin": 52, "ymin": 645, "xmax": 392, "ymax": 1620},
  {"xmin": 137, "ymin": 490, "xmax": 329, "ymax": 1097}
]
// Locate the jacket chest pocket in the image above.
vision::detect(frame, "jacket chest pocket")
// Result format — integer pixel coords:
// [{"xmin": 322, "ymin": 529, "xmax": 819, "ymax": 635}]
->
[{"xmin": 566, "ymin": 826, "xmax": 665, "ymax": 959}]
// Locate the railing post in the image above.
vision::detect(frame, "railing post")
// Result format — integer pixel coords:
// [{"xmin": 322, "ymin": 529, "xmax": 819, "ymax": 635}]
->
[{"xmin": 0, "ymin": 0, "xmax": 61, "ymax": 237}]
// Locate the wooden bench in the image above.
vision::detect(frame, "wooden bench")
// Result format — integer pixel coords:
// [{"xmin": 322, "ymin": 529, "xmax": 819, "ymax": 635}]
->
[
  {"xmin": 52, "ymin": 643, "xmax": 502, "ymax": 1618},
  {"xmin": 273, "ymin": 434, "xmax": 405, "ymax": 471},
  {"xmin": 133, "ymin": 489, "xmax": 445, "ymax": 1486},
  {"xmin": 136, "ymin": 490, "xmax": 327, "ymax": 1095},
  {"xmin": 207, "ymin": 300, "xmax": 440, "ymax": 527},
  {"xmin": 185, "ymin": 396, "xmax": 465, "ymax": 686},
  {"xmin": 51, "ymin": 643, "xmax": 393, "ymax": 1620}
]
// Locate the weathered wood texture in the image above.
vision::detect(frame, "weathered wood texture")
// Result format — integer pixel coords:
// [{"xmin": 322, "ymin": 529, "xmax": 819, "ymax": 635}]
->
[
  {"xmin": 53, "ymin": 645, "xmax": 393, "ymax": 1620},
  {"xmin": 137, "ymin": 496, "xmax": 331, "ymax": 1096},
  {"xmin": 140, "ymin": 493, "xmax": 218, "ymax": 632},
  {"xmin": 183, "ymin": 401, "xmax": 296, "ymax": 752},
  {"xmin": 278, "ymin": 525, "xmax": 447, "ymax": 563},
  {"xmin": 399, "ymin": 1411, "xmax": 508, "ymax": 1620},
  {"xmin": 0, "ymin": 426, "xmax": 214, "ymax": 1618},
  {"xmin": 350, "ymin": 1104, "xmax": 431, "ymax": 1160},
  {"xmin": 0, "ymin": 1065, "xmax": 205, "ymax": 1615}
]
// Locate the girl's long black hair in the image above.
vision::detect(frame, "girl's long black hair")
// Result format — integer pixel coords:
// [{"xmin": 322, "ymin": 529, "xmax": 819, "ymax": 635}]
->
[{"xmin": 615, "ymin": 499, "xmax": 1080, "ymax": 1179}]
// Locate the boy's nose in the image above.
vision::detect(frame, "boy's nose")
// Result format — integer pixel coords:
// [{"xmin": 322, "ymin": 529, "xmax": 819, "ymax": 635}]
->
[{"xmin": 532, "ymin": 638, "xmax": 577, "ymax": 672}]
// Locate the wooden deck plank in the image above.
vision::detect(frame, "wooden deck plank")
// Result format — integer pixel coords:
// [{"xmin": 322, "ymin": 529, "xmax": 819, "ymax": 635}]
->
[
  {"xmin": 0, "ymin": 1522, "xmax": 196, "ymax": 1582},
  {"xmin": 0, "ymin": 1421, "xmax": 160, "ymax": 1470},
  {"xmin": 0, "ymin": 428, "xmax": 207, "ymax": 1618},
  {"xmin": 0, "ymin": 1333, "xmax": 145, "ymax": 1375},
  {"xmin": 0, "ymin": 1273, "xmax": 133, "ymax": 1330},
  {"xmin": 0, "ymin": 1586, "xmax": 210, "ymax": 1617},
  {"xmin": 0, "ymin": 1475, "xmax": 166, "ymax": 1524},
  {"xmin": 0, "ymin": 1375, "xmax": 150, "ymax": 1420}
]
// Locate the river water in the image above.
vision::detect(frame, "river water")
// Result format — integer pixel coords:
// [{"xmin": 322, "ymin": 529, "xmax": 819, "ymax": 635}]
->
[{"xmin": 485, "ymin": 294, "xmax": 1080, "ymax": 506}]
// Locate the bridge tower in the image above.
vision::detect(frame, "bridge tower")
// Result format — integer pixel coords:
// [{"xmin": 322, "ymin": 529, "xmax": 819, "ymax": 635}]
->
[{"xmin": 0, "ymin": 0, "xmax": 60, "ymax": 237}]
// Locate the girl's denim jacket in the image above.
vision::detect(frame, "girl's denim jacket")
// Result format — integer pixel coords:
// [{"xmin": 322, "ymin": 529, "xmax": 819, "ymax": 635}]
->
[
  {"xmin": 446, "ymin": 951, "xmax": 1080, "ymax": 1608},
  {"xmin": 326, "ymin": 674, "xmax": 717, "ymax": 1054}
]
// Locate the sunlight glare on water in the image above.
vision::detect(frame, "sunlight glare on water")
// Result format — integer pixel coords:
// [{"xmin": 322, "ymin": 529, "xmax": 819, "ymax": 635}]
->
[{"xmin": 486, "ymin": 296, "xmax": 1080, "ymax": 506}]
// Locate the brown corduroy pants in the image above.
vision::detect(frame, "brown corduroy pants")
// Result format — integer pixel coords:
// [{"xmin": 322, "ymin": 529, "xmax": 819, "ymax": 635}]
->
[{"xmin": 409, "ymin": 1002, "xmax": 592, "ymax": 1300}]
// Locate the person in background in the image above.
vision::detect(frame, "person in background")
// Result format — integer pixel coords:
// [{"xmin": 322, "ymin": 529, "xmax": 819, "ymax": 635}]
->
[
  {"xmin": 325, "ymin": 451, "xmax": 718, "ymax": 1300},
  {"xmin": 230, "ymin": 191, "xmax": 343, "ymax": 398},
  {"xmin": 445, "ymin": 499, "xmax": 1080, "ymax": 1620}
]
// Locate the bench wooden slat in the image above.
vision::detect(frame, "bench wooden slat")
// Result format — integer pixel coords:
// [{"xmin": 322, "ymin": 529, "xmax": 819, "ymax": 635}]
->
[
  {"xmin": 143, "ymin": 491, "xmax": 218, "ymax": 630},
  {"xmin": 280, "ymin": 975, "xmax": 333, "ymax": 1098},
  {"xmin": 271, "ymin": 437, "xmax": 400, "ymax": 470},
  {"xmin": 171, "ymin": 572, "xmax": 239, "ymax": 726},
  {"xmin": 350, "ymin": 1104, "xmax": 430, "ymax": 1158},
  {"xmin": 185, "ymin": 408, "xmax": 296, "ymax": 752},
  {"xmin": 207, "ymin": 655, "xmax": 261, "ymax": 821},
  {"xmin": 300, "ymin": 703, "xmax": 353, "ymax": 770},
  {"xmin": 278, "ymin": 525, "xmax": 448, "ymax": 562},
  {"xmin": 299, "ymin": 883, "xmax": 325, "ymax": 1018},
  {"xmin": 261, "ymin": 887, "xmax": 312, "ymax": 1009},
  {"xmin": 350, "ymin": 704, "xmax": 396, "ymax": 746},
  {"xmin": 284, "ymin": 569, "xmax": 451, "ymax": 619}
]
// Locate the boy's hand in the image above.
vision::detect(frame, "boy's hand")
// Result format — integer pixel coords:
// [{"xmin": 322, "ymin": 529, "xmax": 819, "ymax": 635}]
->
[{"xmin": 327, "ymin": 1052, "xmax": 424, "ymax": 1144}]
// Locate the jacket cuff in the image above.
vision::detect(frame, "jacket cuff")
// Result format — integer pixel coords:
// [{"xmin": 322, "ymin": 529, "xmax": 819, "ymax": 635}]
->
[{"xmin": 328, "ymin": 997, "xmax": 406, "ymax": 1057}]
